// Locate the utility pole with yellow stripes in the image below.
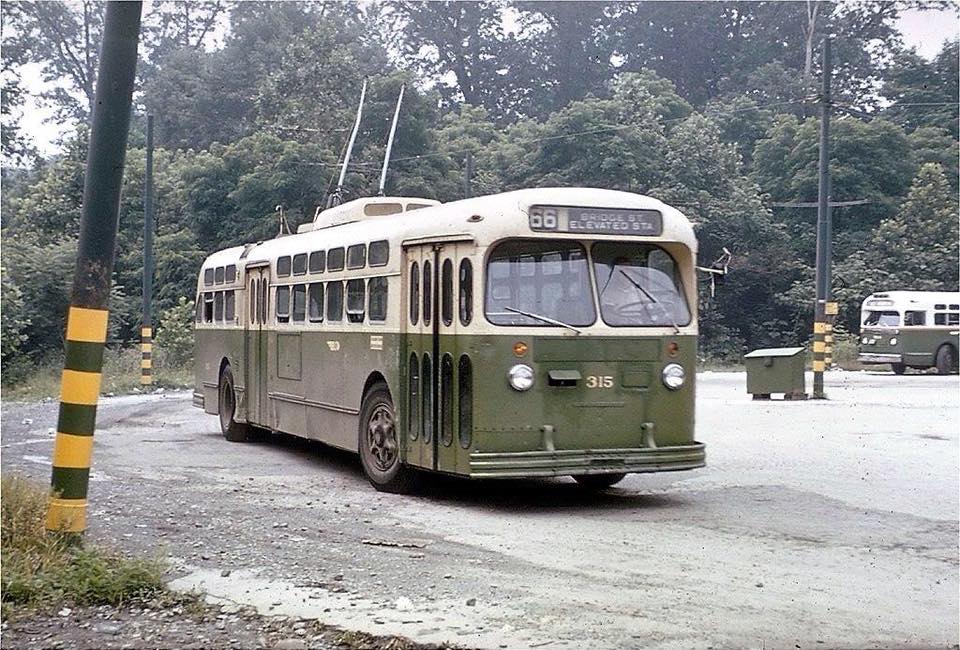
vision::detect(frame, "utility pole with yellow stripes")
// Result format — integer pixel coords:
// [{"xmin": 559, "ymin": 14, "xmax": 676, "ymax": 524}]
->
[
  {"xmin": 47, "ymin": 1, "xmax": 143, "ymax": 534},
  {"xmin": 812, "ymin": 36, "xmax": 832, "ymax": 399},
  {"xmin": 141, "ymin": 114, "xmax": 155, "ymax": 386}
]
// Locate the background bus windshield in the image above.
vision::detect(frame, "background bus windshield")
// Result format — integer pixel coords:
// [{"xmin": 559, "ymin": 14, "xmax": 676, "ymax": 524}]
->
[{"xmin": 863, "ymin": 311, "xmax": 900, "ymax": 327}]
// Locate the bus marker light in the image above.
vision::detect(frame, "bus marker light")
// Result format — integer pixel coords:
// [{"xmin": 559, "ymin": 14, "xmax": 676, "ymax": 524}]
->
[
  {"xmin": 508, "ymin": 364, "xmax": 535, "ymax": 391},
  {"xmin": 662, "ymin": 363, "xmax": 685, "ymax": 390},
  {"xmin": 513, "ymin": 342, "xmax": 528, "ymax": 357},
  {"xmin": 889, "ymin": 337, "xmax": 898, "ymax": 346},
  {"xmin": 667, "ymin": 341, "xmax": 679, "ymax": 357}
]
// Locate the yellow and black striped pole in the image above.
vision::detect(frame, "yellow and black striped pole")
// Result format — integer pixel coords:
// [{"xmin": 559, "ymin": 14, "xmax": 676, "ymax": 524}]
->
[
  {"xmin": 141, "ymin": 114, "xmax": 155, "ymax": 387},
  {"xmin": 812, "ymin": 37, "xmax": 832, "ymax": 400},
  {"xmin": 47, "ymin": 1, "xmax": 142, "ymax": 534}
]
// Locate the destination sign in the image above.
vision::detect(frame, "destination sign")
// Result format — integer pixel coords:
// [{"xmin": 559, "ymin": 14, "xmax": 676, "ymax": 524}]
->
[{"xmin": 528, "ymin": 205, "xmax": 663, "ymax": 236}]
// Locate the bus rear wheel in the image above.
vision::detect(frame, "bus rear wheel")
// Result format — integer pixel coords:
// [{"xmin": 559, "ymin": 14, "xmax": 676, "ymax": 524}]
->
[
  {"xmin": 359, "ymin": 382, "xmax": 414, "ymax": 493},
  {"xmin": 219, "ymin": 366, "xmax": 251, "ymax": 442},
  {"xmin": 935, "ymin": 345, "xmax": 955, "ymax": 375},
  {"xmin": 573, "ymin": 473, "xmax": 626, "ymax": 490},
  {"xmin": 891, "ymin": 363, "xmax": 906, "ymax": 375}
]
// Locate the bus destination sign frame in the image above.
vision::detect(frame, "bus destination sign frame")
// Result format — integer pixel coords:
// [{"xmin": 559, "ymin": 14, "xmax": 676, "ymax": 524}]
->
[{"xmin": 528, "ymin": 205, "xmax": 663, "ymax": 236}]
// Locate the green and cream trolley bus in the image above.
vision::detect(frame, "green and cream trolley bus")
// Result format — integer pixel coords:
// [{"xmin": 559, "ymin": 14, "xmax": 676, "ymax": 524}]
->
[
  {"xmin": 193, "ymin": 188, "xmax": 705, "ymax": 491},
  {"xmin": 858, "ymin": 290, "xmax": 960, "ymax": 375}
]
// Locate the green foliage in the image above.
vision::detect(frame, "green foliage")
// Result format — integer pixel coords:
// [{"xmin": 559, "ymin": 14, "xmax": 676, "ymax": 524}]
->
[
  {"xmin": 834, "ymin": 163, "xmax": 960, "ymax": 331},
  {"xmin": 1, "ymin": 266, "xmax": 30, "ymax": 372},
  {"xmin": 156, "ymin": 297, "xmax": 195, "ymax": 367},
  {"xmin": 1, "ymin": 475, "xmax": 165, "ymax": 618}
]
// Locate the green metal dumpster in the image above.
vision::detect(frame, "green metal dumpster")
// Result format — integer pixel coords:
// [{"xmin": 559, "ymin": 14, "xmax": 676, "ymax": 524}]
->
[{"xmin": 743, "ymin": 347, "xmax": 807, "ymax": 400}]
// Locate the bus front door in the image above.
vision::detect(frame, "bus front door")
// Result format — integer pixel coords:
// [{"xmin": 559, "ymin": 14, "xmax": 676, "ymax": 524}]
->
[
  {"xmin": 245, "ymin": 265, "xmax": 269, "ymax": 427},
  {"xmin": 404, "ymin": 245, "xmax": 438, "ymax": 471},
  {"xmin": 404, "ymin": 242, "xmax": 472, "ymax": 474}
]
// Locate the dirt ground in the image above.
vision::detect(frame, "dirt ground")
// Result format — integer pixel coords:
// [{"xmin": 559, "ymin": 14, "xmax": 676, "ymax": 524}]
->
[{"xmin": 2, "ymin": 371, "xmax": 958, "ymax": 649}]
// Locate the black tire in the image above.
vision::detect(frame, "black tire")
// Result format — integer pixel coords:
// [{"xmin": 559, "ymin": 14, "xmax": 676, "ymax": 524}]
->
[
  {"xmin": 891, "ymin": 363, "xmax": 906, "ymax": 375},
  {"xmin": 358, "ymin": 382, "xmax": 414, "ymax": 493},
  {"xmin": 219, "ymin": 366, "xmax": 251, "ymax": 442},
  {"xmin": 935, "ymin": 345, "xmax": 955, "ymax": 375},
  {"xmin": 573, "ymin": 473, "xmax": 627, "ymax": 490}
]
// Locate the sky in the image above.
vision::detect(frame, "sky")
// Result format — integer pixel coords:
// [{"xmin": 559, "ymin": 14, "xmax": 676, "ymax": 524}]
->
[{"xmin": 15, "ymin": 5, "xmax": 960, "ymax": 158}]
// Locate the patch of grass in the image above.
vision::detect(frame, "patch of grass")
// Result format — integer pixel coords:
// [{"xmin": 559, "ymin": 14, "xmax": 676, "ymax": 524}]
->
[
  {"xmin": 2, "ymin": 345, "xmax": 193, "ymax": 402},
  {"xmin": 0, "ymin": 475, "xmax": 165, "ymax": 620}
]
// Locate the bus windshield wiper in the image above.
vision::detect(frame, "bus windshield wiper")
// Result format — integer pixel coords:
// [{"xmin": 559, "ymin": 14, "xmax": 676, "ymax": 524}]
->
[
  {"xmin": 619, "ymin": 269, "xmax": 681, "ymax": 334},
  {"xmin": 504, "ymin": 306, "xmax": 581, "ymax": 334}
]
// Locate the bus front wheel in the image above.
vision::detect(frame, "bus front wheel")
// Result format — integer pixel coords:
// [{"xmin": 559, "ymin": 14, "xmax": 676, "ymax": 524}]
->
[
  {"xmin": 573, "ymin": 473, "xmax": 626, "ymax": 490},
  {"xmin": 219, "ymin": 366, "xmax": 251, "ymax": 442},
  {"xmin": 359, "ymin": 382, "xmax": 414, "ymax": 493},
  {"xmin": 935, "ymin": 345, "xmax": 955, "ymax": 375},
  {"xmin": 891, "ymin": 363, "xmax": 906, "ymax": 375}
]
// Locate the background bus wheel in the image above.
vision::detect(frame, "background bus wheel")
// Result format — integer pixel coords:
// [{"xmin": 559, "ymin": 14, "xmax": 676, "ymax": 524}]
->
[
  {"xmin": 935, "ymin": 345, "xmax": 955, "ymax": 375},
  {"xmin": 890, "ymin": 363, "xmax": 906, "ymax": 375},
  {"xmin": 219, "ymin": 366, "xmax": 251, "ymax": 442},
  {"xmin": 359, "ymin": 383, "xmax": 413, "ymax": 493},
  {"xmin": 573, "ymin": 473, "xmax": 626, "ymax": 490}
]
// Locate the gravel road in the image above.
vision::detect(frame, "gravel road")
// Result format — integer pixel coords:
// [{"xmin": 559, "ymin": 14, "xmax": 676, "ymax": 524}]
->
[{"xmin": 2, "ymin": 371, "xmax": 957, "ymax": 649}]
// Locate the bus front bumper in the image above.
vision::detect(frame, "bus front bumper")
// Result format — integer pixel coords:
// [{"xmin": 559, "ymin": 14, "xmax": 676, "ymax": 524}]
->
[
  {"xmin": 858, "ymin": 352, "xmax": 902, "ymax": 364},
  {"xmin": 468, "ymin": 443, "xmax": 705, "ymax": 479}
]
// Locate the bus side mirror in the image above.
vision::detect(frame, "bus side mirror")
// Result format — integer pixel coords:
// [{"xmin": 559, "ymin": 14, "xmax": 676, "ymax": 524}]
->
[{"xmin": 698, "ymin": 248, "xmax": 731, "ymax": 297}]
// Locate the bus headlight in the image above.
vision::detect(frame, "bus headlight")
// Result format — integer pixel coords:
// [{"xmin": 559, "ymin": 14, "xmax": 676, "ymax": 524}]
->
[
  {"xmin": 508, "ymin": 364, "xmax": 535, "ymax": 391},
  {"xmin": 861, "ymin": 336, "xmax": 869, "ymax": 344},
  {"xmin": 662, "ymin": 363, "xmax": 685, "ymax": 390},
  {"xmin": 889, "ymin": 337, "xmax": 898, "ymax": 346}
]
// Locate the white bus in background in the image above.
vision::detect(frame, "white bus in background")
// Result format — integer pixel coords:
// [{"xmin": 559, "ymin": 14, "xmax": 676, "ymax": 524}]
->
[{"xmin": 858, "ymin": 290, "xmax": 960, "ymax": 375}]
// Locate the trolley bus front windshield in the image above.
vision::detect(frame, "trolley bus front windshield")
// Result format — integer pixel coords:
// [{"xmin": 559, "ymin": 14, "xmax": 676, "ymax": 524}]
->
[{"xmin": 484, "ymin": 239, "xmax": 690, "ymax": 328}]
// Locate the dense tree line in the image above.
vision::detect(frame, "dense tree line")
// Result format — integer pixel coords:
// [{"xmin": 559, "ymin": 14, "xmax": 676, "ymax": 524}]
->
[{"xmin": 1, "ymin": 1, "xmax": 957, "ymax": 371}]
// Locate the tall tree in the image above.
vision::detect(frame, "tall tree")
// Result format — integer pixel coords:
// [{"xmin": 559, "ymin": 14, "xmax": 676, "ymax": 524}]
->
[
  {"xmin": 5, "ymin": 1, "xmax": 103, "ymax": 122},
  {"xmin": 882, "ymin": 40, "xmax": 959, "ymax": 137},
  {"xmin": 384, "ymin": 1, "xmax": 525, "ymax": 117}
]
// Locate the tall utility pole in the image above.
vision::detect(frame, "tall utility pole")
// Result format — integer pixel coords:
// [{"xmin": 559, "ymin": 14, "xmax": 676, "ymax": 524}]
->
[
  {"xmin": 812, "ymin": 36, "xmax": 832, "ymax": 400},
  {"xmin": 47, "ymin": 1, "xmax": 142, "ymax": 535},
  {"xmin": 141, "ymin": 115, "xmax": 155, "ymax": 386}
]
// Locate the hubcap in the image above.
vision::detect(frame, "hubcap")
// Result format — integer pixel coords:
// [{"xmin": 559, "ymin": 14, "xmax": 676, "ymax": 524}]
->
[
  {"xmin": 220, "ymin": 383, "xmax": 234, "ymax": 429},
  {"xmin": 366, "ymin": 404, "xmax": 398, "ymax": 472}
]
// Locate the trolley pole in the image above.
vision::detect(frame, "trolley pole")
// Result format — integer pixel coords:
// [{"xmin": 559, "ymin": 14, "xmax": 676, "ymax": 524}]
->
[
  {"xmin": 47, "ymin": 1, "xmax": 142, "ymax": 534},
  {"xmin": 141, "ymin": 115, "xmax": 154, "ymax": 386},
  {"xmin": 812, "ymin": 36, "xmax": 832, "ymax": 400}
]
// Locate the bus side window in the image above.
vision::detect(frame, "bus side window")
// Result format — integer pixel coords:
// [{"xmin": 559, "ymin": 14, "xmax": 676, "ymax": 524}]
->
[
  {"xmin": 214, "ymin": 291, "xmax": 224, "ymax": 322},
  {"xmin": 204, "ymin": 292, "xmax": 214, "ymax": 322},
  {"xmin": 276, "ymin": 286, "xmax": 290, "ymax": 323},
  {"xmin": 327, "ymin": 281, "xmax": 343, "ymax": 321},
  {"xmin": 225, "ymin": 290, "xmax": 235, "ymax": 322},
  {"xmin": 408, "ymin": 353, "xmax": 420, "ymax": 440},
  {"xmin": 292, "ymin": 284, "xmax": 306, "ymax": 322},
  {"xmin": 293, "ymin": 254, "xmax": 308, "ymax": 276},
  {"xmin": 905, "ymin": 310, "xmax": 925, "ymax": 326},
  {"xmin": 277, "ymin": 256, "xmax": 291, "ymax": 277},
  {"xmin": 250, "ymin": 280, "xmax": 257, "ymax": 323},
  {"xmin": 346, "ymin": 279, "xmax": 365, "ymax": 323},
  {"xmin": 423, "ymin": 260, "xmax": 432, "ymax": 326},
  {"xmin": 196, "ymin": 295, "xmax": 203, "ymax": 322},
  {"xmin": 308, "ymin": 283, "xmax": 324, "ymax": 322},
  {"xmin": 369, "ymin": 277, "xmax": 388, "ymax": 321},
  {"xmin": 937, "ymin": 312, "xmax": 960, "ymax": 325},
  {"xmin": 422, "ymin": 353, "xmax": 432, "ymax": 442},
  {"xmin": 459, "ymin": 259, "xmax": 472, "ymax": 326},
  {"xmin": 410, "ymin": 262, "xmax": 419, "ymax": 325},
  {"xmin": 441, "ymin": 259, "xmax": 453, "ymax": 326},
  {"xmin": 260, "ymin": 279, "xmax": 267, "ymax": 323},
  {"xmin": 309, "ymin": 250, "xmax": 325, "ymax": 274}
]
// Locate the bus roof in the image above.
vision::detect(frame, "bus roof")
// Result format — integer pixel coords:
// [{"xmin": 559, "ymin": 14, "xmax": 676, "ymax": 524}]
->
[
  {"xmin": 862, "ymin": 291, "xmax": 960, "ymax": 309},
  {"xmin": 200, "ymin": 187, "xmax": 698, "ymax": 272}
]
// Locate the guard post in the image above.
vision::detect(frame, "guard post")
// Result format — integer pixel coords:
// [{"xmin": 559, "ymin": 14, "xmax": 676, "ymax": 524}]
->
[{"xmin": 47, "ymin": 1, "xmax": 142, "ymax": 534}]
